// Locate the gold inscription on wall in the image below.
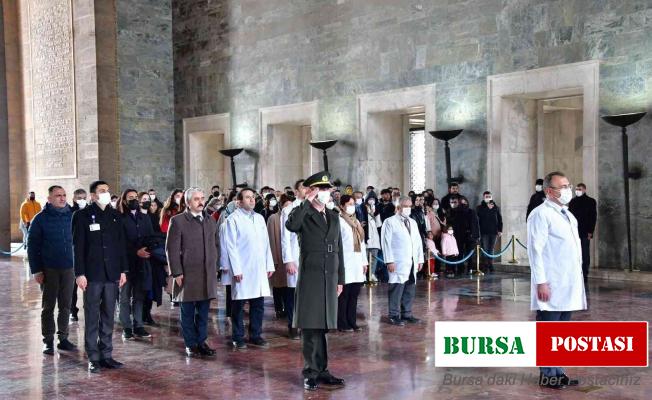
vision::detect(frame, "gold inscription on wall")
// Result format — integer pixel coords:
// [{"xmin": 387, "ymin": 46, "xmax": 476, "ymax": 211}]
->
[{"xmin": 29, "ymin": 0, "xmax": 77, "ymax": 179}]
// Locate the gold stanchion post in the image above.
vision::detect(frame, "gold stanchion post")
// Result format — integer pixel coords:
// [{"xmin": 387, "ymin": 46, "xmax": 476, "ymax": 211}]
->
[
  {"xmin": 508, "ymin": 234, "xmax": 518, "ymax": 264},
  {"xmin": 474, "ymin": 244, "xmax": 484, "ymax": 276}
]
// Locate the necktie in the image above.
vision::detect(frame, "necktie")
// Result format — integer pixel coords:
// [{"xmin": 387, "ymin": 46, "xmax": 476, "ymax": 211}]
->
[
  {"xmin": 194, "ymin": 215, "xmax": 203, "ymax": 223},
  {"xmin": 403, "ymin": 217, "xmax": 411, "ymax": 233},
  {"xmin": 321, "ymin": 211, "xmax": 327, "ymax": 223},
  {"xmin": 561, "ymin": 209, "xmax": 570, "ymax": 223}
]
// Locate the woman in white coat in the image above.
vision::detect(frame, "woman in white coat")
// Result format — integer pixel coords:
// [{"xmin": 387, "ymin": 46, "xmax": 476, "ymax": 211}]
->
[
  {"xmin": 337, "ymin": 195, "xmax": 368, "ymax": 332},
  {"xmin": 381, "ymin": 197, "xmax": 424, "ymax": 325}
]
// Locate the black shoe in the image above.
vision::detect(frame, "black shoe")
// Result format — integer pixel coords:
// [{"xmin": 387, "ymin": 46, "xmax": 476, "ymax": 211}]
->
[
  {"xmin": 185, "ymin": 345, "xmax": 201, "ymax": 357},
  {"xmin": 318, "ymin": 372, "xmax": 345, "ymax": 386},
  {"xmin": 43, "ymin": 341, "xmax": 54, "ymax": 355},
  {"xmin": 232, "ymin": 340, "xmax": 247, "ymax": 350},
  {"xmin": 133, "ymin": 327, "xmax": 152, "ymax": 338},
  {"xmin": 88, "ymin": 361, "xmax": 101, "ymax": 373},
  {"xmin": 303, "ymin": 378, "xmax": 318, "ymax": 391},
  {"xmin": 143, "ymin": 314, "xmax": 158, "ymax": 326},
  {"xmin": 558, "ymin": 374, "xmax": 579, "ymax": 386},
  {"xmin": 122, "ymin": 328, "xmax": 134, "ymax": 340},
  {"xmin": 388, "ymin": 317, "xmax": 405, "ymax": 326},
  {"xmin": 402, "ymin": 316, "xmax": 421, "ymax": 324},
  {"xmin": 276, "ymin": 311, "xmax": 287, "ymax": 319},
  {"xmin": 288, "ymin": 328, "xmax": 300, "ymax": 340},
  {"xmin": 198, "ymin": 342, "xmax": 216, "ymax": 356},
  {"xmin": 70, "ymin": 313, "xmax": 79, "ymax": 322},
  {"xmin": 338, "ymin": 328, "xmax": 354, "ymax": 332},
  {"xmin": 539, "ymin": 374, "xmax": 566, "ymax": 390},
  {"xmin": 249, "ymin": 337, "xmax": 269, "ymax": 348},
  {"xmin": 352, "ymin": 325, "xmax": 363, "ymax": 331},
  {"xmin": 57, "ymin": 338, "xmax": 77, "ymax": 351},
  {"xmin": 99, "ymin": 358, "xmax": 123, "ymax": 369}
]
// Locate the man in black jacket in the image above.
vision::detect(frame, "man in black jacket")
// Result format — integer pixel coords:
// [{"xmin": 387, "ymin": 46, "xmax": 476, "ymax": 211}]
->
[
  {"xmin": 476, "ymin": 191, "xmax": 503, "ymax": 273},
  {"xmin": 376, "ymin": 188, "xmax": 395, "ymax": 223},
  {"xmin": 448, "ymin": 195, "xmax": 480, "ymax": 275},
  {"xmin": 526, "ymin": 178, "xmax": 546, "ymax": 221},
  {"xmin": 69, "ymin": 188, "xmax": 88, "ymax": 321},
  {"xmin": 568, "ymin": 183, "xmax": 597, "ymax": 279},
  {"xmin": 73, "ymin": 180, "xmax": 128, "ymax": 373}
]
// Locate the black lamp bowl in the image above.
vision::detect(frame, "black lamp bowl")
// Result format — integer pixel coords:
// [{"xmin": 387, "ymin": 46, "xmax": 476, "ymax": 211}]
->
[
  {"xmin": 601, "ymin": 112, "xmax": 646, "ymax": 128},
  {"xmin": 428, "ymin": 129, "xmax": 463, "ymax": 141},
  {"xmin": 219, "ymin": 148, "xmax": 244, "ymax": 157},
  {"xmin": 309, "ymin": 140, "xmax": 338, "ymax": 151}
]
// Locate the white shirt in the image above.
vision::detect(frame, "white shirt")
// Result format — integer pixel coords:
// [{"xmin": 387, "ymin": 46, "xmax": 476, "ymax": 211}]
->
[
  {"xmin": 224, "ymin": 208, "xmax": 275, "ymax": 300},
  {"xmin": 527, "ymin": 199, "xmax": 586, "ymax": 311},
  {"xmin": 280, "ymin": 204, "xmax": 300, "ymax": 288},
  {"xmin": 366, "ymin": 211, "xmax": 381, "ymax": 249},
  {"xmin": 381, "ymin": 214, "xmax": 424, "ymax": 284},
  {"xmin": 339, "ymin": 216, "xmax": 368, "ymax": 284}
]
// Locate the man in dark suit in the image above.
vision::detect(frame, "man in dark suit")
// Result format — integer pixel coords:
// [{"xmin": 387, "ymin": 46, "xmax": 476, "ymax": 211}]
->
[
  {"xmin": 73, "ymin": 180, "xmax": 128, "ymax": 373},
  {"xmin": 526, "ymin": 178, "xmax": 546, "ymax": 221},
  {"xmin": 286, "ymin": 171, "xmax": 345, "ymax": 391},
  {"xmin": 568, "ymin": 183, "xmax": 597, "ymax": 279}
]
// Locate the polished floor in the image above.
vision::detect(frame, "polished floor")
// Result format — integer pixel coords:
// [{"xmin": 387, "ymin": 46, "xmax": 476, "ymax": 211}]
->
[{"xmin": 1, "ymin": 254, "xmax": 651, "ymax": 399}]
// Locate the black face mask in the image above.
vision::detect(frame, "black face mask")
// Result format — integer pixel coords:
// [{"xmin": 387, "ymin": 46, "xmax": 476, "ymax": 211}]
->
[
  {"xmin": 213, "ymin": 191, "xmax": 220, "ymax": 197},
  {"xmin": 141, "ymin": 201, "xmax": 151, "ymax": 210},
  {"xmin": 29, "ymin": 195, "xmax": 35, "ymax": 201},
  {"xmin": 127, "ymin": 199, "xmax": 139, "ymax": 210}
]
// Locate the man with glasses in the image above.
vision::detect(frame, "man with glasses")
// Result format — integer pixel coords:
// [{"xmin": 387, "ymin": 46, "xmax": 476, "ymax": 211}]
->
[{"xmin": 527, "ymin": 171, "xmax": 586, "ymax": 390}]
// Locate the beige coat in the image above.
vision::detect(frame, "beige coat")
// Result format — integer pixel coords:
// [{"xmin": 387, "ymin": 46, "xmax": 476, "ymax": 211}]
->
[
  {"xmin": 165, "ymin": 210, "xmax": 218, "ymax": 302},
  {"xmin": 267, "ymin": 212, "xmax": 287, "ymax": 288}
]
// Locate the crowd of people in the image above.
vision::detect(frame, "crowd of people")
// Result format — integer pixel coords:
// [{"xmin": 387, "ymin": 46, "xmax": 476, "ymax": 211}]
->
[{"xmin": 20, "ymin": 171, "xmax": 597, "ymax": 389}]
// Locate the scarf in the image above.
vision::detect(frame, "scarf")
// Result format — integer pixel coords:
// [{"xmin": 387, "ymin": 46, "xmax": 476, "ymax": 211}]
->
[{"xmin": 340, "ymin": 210, "xmax": 364, "ymax": 252}]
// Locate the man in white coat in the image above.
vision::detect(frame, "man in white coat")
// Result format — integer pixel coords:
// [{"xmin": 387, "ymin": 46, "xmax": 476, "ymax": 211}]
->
[
  {"xmin": 381, "ymin": 196, "xmax": 424, "ymax": 326},
  {"xmin": 527, "ymin": 171, "xmax": 586, "ymax": 390},
  {"xmin": 224, "ymin": 188, "xmax": 275, "ymax": 349}
]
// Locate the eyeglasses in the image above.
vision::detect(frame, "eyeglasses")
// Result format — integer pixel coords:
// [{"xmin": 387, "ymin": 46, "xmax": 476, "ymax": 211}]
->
[{"xmin": 549, "ymin": 184, "xmax": 573, "ymax": 190}]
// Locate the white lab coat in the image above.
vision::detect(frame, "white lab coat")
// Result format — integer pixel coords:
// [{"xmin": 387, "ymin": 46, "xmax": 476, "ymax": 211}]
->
[
  {"xmin": 527, "ymin": 200, "xmax": 586, "ymax": 311},
  {"xmin": 366, "ymin": 211, "xmax": 382, "ymax": 249},
  {"xmin": 224, "ymin": 208, "xmax": 275, "ymax": 300},
  {"xmin": 218, "ymin": 221, "xmax": 231, "ymax": 286},
  {"xmin": 280, "ymin": 204, "xmax": 300, "ymax": 288},
  {"xmin": 339, "ymin": 217, "xmax": 368, "ymax": 284},
  {"xmin": 381, "ymin": 214, "xmax": 424, "ymax": 284}
]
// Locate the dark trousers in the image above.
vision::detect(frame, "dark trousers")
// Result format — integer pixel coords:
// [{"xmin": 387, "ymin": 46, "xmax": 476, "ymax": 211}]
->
[
  {"xmin": 536, "ymin": 310, "xmax": 572, "ymax": 377},
  {"xmin": 225, "ymin": 285, "xmax": 232, "ymax": 318},
  {"xmin": 302, "ymin": 328, "xmax": 329, "ymax": 379},
  {"xmin": 231, "ymin": 296, "xmax": 264, "ymax": 342},
  {"xmin": 71, "ymin": 282, "xmax": 79, "ymax": 317},
  {"xmin": 284, "ymin": 287, "xmax": 295, "ymax": 329},
  {"xmin": 119, "ymin": 280, "xmax": 144, "ymax": 329},
  {"xmin": 41, "ymin": 268, "xmax": 75, "ymax": 343},
  {"xmin": 179, "ymin": 300, "xmax": 209, "ymax": 348},
  {"xmin": 388, "ymin": 266, "xmax": 416, "ymax": 319},
  {"xmin": 480, "ymin": 234, "xmax": 497, "ymax": 267},
  {"xmin": 84, "ymin": 281, "xmax": 118, "ymax": 362},
  {"xmin": 272, "ymin": 287, "xmax": 285, "ymax": 314},
  {"xmin": 581, "ymin": 237, "xmax": 590, "ymax": 278},
  {"xmin": 337, "ymin": 282, "xmax": 362, "ymax": 330}
]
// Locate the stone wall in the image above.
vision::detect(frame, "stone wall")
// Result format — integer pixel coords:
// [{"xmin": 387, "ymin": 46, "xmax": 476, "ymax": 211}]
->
[
  {"xmin": 117, "ymin": 0, "xmax": 175, "ymax": 195},
  {"xmin": 172, "ymin": 0, "xmax": 652, "ymax": 270},
  {"xmin": 0, "ymin": 0, "xmax": 9, "ymax": 251}
]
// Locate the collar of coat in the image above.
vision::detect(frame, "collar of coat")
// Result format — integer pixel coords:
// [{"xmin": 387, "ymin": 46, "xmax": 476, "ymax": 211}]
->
[
  {"xmin": 305, "ymin": 200, "xmax": 335, "ymax": 235},
  {"xmin": 182, "ymin": 209, "xmax": 207, "ymax": 222}
]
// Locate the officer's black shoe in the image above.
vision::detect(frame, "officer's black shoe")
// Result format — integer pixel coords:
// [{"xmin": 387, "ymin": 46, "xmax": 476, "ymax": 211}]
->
[{"xmin": 303, "ymin": 378, "xmax": 318, "ymax": 391}]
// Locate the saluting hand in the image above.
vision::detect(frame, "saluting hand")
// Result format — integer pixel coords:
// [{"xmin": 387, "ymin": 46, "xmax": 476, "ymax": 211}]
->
[{"xmin": 306, "ymin": 187, "xmax": 319, "ymax": 202}]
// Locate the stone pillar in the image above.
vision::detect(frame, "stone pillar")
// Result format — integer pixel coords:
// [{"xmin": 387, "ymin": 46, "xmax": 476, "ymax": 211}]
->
[{"xmin": 0, "ymin": 1, "xmax": 10, "ymax": 252}]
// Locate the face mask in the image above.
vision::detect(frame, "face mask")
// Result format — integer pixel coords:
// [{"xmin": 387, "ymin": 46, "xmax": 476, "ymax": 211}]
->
[
  {"xmin": 98, "ymin": 192, "xmax": 111, "ymax": 206},
  {"xmin": 575, "ymin": 190, "xmax": 583, "ymax": 197},
  {"xmin": 110, "ymin": 201, "xmax": 117, "ymax": 208},
  {"xmin": 484, "ymin": 197, "xmax": 492, "ymax": 202},
  {"xmin": 29, "ymin": 195, "xmax": 35, "ymax": 201},
  {"xmin": 368, "ymin": 199, "xmax": 375, "ymax": 206},
  {"xmin": 355, "ymin": 198, "xmax": 363, "ymax": 205},
  {"xmin": 76, "ymin": 199, "xmax": 87, "ymax": 209},
  {"xmin": 393, "ymin": 199, "xmax": 400, "ymax": 206},
  {"xmin": 401, "ymin": 208, "xmax": 411, "ymax": 217},
  {"xmin": 325, "ymin": 201, "xmax": 335, "ymax": 210},
  {"xmin": 149, "ymin": 194, "xmax": 156, "ymax": 201},
  {"xmin": 345, "ymin": 205, "xmax": 356, "ymax": 215},
  {"xmin": 269, "ymin": 199, "xmax": 278, "ymax": 207},
  {"xmin": 141, "ymin": 201, "xmax": 152, "ymax": 210},
  {"xmin": 128, "ymin": 199, "xmax": 139, "ymax": 210},
  {"xmin": 450, "ymin": 203, "xmax": 457, "ymax": 209},
  {"xmin": 558, "ymin": 188, "xmax": 573, "ymax": 205},
  {"xmin": 448, "ymin": 230, "xmax": 454, "ymax": 235},
  {"xmin": 317, "ymin": 191, "xmax": 331, "ymax": 205},
  {"xmin": 433, "ymin": 204, "xmax": 439, "ymax": 210},
  {"xmin": 535, "ymin": 185, "xmax": 543, "ymax": 192},
  {"xmin": 174, "ymin": 197, "xmax": 182, "ymax": 205},
  {"xmin": 213, "ymin": 191, "xmax": 219, "ymax": 197}
]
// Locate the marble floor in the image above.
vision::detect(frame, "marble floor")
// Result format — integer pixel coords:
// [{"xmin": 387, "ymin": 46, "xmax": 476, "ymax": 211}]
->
[{"xmin": 1, "ymin": 255, "xmax": 651, "ymax": 400}]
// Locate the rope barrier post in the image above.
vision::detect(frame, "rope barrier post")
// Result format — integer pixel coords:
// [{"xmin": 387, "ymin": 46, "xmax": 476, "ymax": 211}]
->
[
  {"xmin": 366, "ymin": 251, "xmax": 373, "ymax": 287},
  {"xmin": 428, "ymin": 250, "xmax": 437, "ymax": 281},
  {"xmin": 473, "ymin": 243, "xmax": 484, "ymax": 276},
  {"xmin": 508, "ymin": 234, "xmax": 518, "ymax": 264}
]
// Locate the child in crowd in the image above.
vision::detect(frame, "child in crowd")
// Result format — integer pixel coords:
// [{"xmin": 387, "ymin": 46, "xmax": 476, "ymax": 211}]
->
[
  {"xmin": 425, "ymin": 231, "xmax": 439, "ymax": 279},
  {"xmin": 440, "ymin": 225, "xmax": 459, "ymax": 278}
]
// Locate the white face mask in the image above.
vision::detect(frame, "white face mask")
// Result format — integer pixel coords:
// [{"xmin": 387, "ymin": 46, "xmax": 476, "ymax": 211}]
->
[
  {"xmin": 269, "ymin": 199, "xmax": 278, "ymax": 207},
  {"xmin": 317, "ymin": 190, "xmax": 331, "ymax": 205},
  {"xmin": 325, "ymin": 201, "xmax": 335, "ymax": 210},
  {"xmin": 535, "ymin": 185, "xmax": 543, "ymax": 192},
  {"xmin": 98, "ymin": 192, "xmax": 111, "ymax": 206},
  {"xmin": 140, "ymin": 208, "xmax": 148, "ymax": 214},
  {"xmin": 149, "ymin": 194, "xmax": 156, "ymax": 201},
  {"xmin": 368, "ymin": 199, "xmax": 375, "ymax": 206},
  {"xmin": 448, "ymin": 230, "xmax": 454, "ymax": 235},
  {"xmin": 484, "ymin": 196, "xmax": 492, "ymax": 202},
  {"xmin": 110, "ymin": 201, "xmax": 117, "ymax": 208},
  {"xmin": 559, "ymin": 188, "xmax": 573, "ymax": 205},
  {"xmin": 345, "ymin": 205, "xmax": 356, "ymax": 215},
  {"xmin": 401, "ymin": 208, "xmax": 411, "ymax": 217},
  {"xmin": 76, "ymin": 199, "xmax": 87, "ymax": 209},
  {"xmin": 355, "ymin": 198, "xmax": 363, "ymax": 205},
  {"xmin": 433, "ymin": 204, "xmax": 439, "ymax": 210},
  {"xmin": 575, "ymin": 190, "xmax": 583, "ymax": 197},
  {"xmin": 174, "ymin": 197, "xmax": 181, "ymax": 205},
  {"xmin": 393, "ymin": 199, "xmax": 400, "ymax": 206}
]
